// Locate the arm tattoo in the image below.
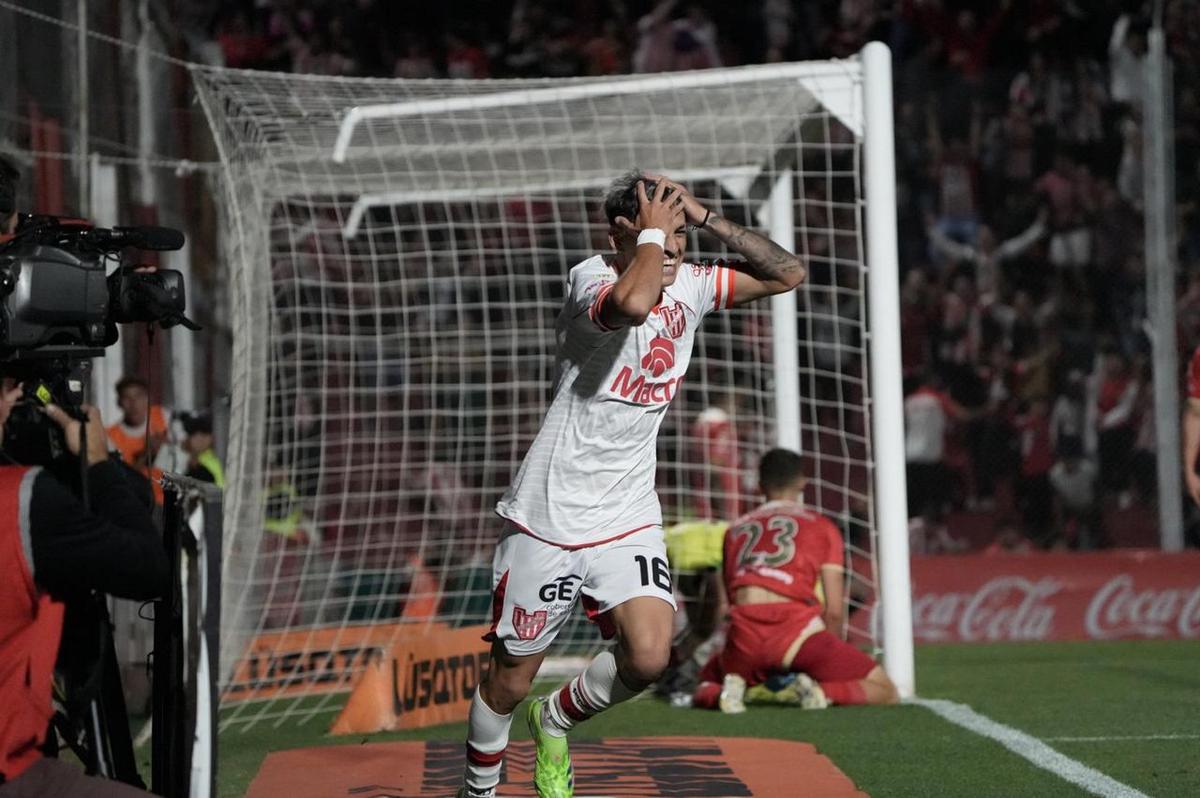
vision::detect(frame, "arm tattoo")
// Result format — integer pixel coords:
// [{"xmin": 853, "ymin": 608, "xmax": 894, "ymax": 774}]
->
[{"xmin": 707, "ymin": 215, "xmax": 805, "ymax": 285}]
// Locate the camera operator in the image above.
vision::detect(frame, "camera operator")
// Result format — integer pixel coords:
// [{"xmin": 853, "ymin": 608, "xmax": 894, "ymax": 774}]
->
[{"xmin": 0, "ymin": 380, "xmax": 166, "ymax": 798}]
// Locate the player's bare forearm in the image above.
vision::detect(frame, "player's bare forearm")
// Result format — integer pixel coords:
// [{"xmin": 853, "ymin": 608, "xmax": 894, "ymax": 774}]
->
[
  {"xmin": 706, "ymin": 214, "xmax": 806, "ymax": 298},
  {"xmin": 1185, "ymin": 402, "xmax": 1200, "ymax": 458},
  {"xmin": 639, "ymin": 174, "xmax": 802, "ymax": 302},
  {"xmin": 1186, "ymin": 410, "xmax": 1200, "ymax": 463},
  {"xmin": 820, "ymin": 566, "xmax": 845, "ymax": 638},
  {"xmin": 608, "ymin": 246, "xmax": 667, "ymax": 325},
  {"xmin": 602, "ymin": 178, "xmax": 685, "ymax": 327},
  {"xmin": 823, "ymin": 611, "xmax": 845, "ymax": 640}
]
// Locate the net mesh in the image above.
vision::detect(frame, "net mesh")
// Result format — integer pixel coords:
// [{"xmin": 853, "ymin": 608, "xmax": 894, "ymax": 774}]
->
[{"xmin": 192, "ymin": 60, "xmax": 879, "ymax": 729}]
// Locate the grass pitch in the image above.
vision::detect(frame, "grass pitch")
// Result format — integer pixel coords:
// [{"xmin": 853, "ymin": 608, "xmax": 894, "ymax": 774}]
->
[{"xmin": 218, "ymin": 640, "xmax": 1200, "ymax": 797}]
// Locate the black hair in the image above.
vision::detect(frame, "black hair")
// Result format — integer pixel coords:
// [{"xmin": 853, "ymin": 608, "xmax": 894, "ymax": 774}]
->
[
  {"xmin": 758, "ymin": 448, "xmax": 807, "ymax": 494},
  {"xmin": 603, "ymin": 168, "xmax": 662, "ymax": 227},
  {"xmin": 0, "ymin": 156, "xmax": 18, "ymax": 217},
  {"xmin": 179, "ymin": 412, "xmax": 213, "ymax": 436},
  {"xmin": 115, "ymin": 375, "xmax": 149, "ymax": 396}
]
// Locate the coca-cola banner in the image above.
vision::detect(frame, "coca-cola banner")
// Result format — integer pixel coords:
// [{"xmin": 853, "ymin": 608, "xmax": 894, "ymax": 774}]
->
[{"xmin": 906, "ymin": 551, "xmax": 1200, "ymax": 643}]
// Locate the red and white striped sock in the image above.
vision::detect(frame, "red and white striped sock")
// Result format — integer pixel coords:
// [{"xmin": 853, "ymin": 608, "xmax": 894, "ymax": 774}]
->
[
  {"xmin": 463, "ymin": 687, "xmax": 512, "ymax": 794},
  {"xmin": 542, "ymin": 650, "xmax": 639, "ymax": 737}
]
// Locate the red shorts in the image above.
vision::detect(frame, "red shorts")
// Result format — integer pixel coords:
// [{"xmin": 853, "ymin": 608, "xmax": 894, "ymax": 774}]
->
[
  {"xmin": 700, "ymin": 604, "xmax": 876, "ymax": 686},
  {"xmin": 718, "ymin": 603, "xmax": 820, "ymax": 685}
]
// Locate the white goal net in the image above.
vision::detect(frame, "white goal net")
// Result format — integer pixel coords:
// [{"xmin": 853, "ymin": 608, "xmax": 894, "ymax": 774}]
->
[{"xmin": 193, "ymin": 47, "xmax": 909, "ymax": 729}]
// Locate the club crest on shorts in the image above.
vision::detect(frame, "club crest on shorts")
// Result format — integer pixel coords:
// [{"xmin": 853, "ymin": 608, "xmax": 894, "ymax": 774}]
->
[{"xmin": 512, "ymin": 606, "xmax": 548, "ymax": 640}]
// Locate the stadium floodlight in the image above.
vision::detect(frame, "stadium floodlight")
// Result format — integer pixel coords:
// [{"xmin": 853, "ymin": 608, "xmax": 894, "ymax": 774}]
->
[{"xmin": 193, "ymin": 41, "xmax": 912, "ymax": 729}]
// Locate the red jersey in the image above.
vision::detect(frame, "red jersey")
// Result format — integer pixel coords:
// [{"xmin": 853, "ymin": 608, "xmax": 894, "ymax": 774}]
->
[
  {"xmin": 690, "ymin": 406, "xmax": 741, "ymax": 519},
  {"xmin": 722, "ymin": 500, "xmax": 844, "ymax": 609},
  {"xmin": 692, "ymin": 406, "xmax": 737, "ymax": 468},
  {"xmin": 1188, "ymin": 346, "xmax": 1200, "ymax": 400},
  {"xmin": 1096, "ymin": 375, "xmax": 1132, "ymax": 417},
  {"xmin": 1016, "ymin": 412, "xmax": 1053, "ymax": 477}
]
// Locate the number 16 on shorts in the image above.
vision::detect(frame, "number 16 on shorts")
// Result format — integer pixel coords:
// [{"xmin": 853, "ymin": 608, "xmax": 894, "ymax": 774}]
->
[
  {"xmin": 635, "ymin": 554, "xmax": 672, "ymax": 592},
  {"xmin": 488, "ymin": 525, "xmax": 678, "ymax": 655}
]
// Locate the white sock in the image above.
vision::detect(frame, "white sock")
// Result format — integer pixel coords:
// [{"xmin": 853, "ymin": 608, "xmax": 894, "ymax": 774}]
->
[
  {"xmin": 542, "ymin": 650, "xmax": 640, "ymax": 736},
  {"xmin": 463, "ymin": 687, "xmax": 513, "ymax": 793}
]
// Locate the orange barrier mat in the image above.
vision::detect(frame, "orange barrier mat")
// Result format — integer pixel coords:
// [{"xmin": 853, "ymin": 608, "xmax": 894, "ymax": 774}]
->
[{"xmin": 246, "ymin": 736, "xmax": 869, "ymax": 797}]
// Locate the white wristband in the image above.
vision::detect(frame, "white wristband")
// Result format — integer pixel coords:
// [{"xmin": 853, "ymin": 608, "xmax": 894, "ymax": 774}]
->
[{"xmin": 637, "ymin": 228, "xmax": 667, "ymax": 249}]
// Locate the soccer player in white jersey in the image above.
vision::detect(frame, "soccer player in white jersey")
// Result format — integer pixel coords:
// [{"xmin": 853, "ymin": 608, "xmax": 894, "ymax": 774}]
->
[{"xmin": 458, "ymin": 170, "xmax": 807, "ymax": 798}]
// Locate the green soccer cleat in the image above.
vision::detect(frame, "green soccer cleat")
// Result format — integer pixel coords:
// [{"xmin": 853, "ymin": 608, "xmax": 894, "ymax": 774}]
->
[
  {"xmin": 746, "ymin": 680, "xmax": 802, "ymax": 706},
  {"xmin": 526, "ymin": 697, "xmax": 574, "ymax": 798},
  {"xmin": 745, "ymin": 672, "xmax": 829, "ymax": 709}
]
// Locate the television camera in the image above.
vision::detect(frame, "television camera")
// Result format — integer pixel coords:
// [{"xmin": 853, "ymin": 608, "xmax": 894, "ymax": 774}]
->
[{"xmin": 0, "ymin": 213, "xmax": 198, "ymax": 463}]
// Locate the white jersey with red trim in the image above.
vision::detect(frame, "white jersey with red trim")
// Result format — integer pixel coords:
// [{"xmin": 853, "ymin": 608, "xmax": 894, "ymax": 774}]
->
[{"xmin": 496, "ymin": 254, "xmax": 736, "ymax": 548}]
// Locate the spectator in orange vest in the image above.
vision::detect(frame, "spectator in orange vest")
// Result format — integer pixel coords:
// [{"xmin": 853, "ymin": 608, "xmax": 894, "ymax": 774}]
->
[{"xmin": 107, "ymin": 376, "xmax": 172, "ymax": 502}]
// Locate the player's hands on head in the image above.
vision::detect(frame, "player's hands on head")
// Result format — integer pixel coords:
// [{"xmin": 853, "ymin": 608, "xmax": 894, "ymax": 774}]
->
[
  {"xmin": 635, "ymin": 179, "xmax": 685, "ymax": 236},
  {"xmin": 44, "ymin": 403, "xmax": 110, "ymax": 464},
  {"xmin": 642, "ymin": 173, "xmax": 709, "ymax": 228}
]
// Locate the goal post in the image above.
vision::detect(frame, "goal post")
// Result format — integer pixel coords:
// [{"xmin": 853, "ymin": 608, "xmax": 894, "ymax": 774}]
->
[
  {"xmin": 193, "ymin": 42, "xmax": 914, "ymax": 728},
  {"xmin": 862, "ymin": 41, "xmax": 915, "ymax": 698},
  {"xmin": 766, "ymin": 169, "xmax": 802, "ymax": 454}
]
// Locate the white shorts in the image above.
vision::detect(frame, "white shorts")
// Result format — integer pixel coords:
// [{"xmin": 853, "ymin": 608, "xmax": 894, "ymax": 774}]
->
[{"xmin": 486, "ymin": 525, "xmax": 678, "ymax": 656}]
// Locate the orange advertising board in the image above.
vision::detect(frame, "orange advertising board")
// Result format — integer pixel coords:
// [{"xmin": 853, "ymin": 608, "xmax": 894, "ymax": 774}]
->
[
  {"xmin": 331, "ymin": 624, "xmax": 492, "ymax": 734},
  {"xmin": 225, "ymin": 622, "xmax": 436, "ymax": 703},
  {"xmin": 248, "ymin": 737, "xmax": 868, "ymax": 797}
]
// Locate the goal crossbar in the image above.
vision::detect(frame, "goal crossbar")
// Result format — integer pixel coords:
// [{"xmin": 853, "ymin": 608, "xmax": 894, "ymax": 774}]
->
[
  {"xmin": 332, "ymin": 60, "xmax": 863, "ymax": 163},
  {"xmin": 342, "ymin": 165, "xmax": 763, "ymax": 238}
]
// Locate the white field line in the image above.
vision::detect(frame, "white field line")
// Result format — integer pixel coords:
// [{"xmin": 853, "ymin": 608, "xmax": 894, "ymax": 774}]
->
[
  {"xmin": 911, "ymin": 698, "xmax": 1150, "ymax": 798},
  {"xmin": 1046, "ymin": 734, "xmax": 1200, "ymax": 743}
]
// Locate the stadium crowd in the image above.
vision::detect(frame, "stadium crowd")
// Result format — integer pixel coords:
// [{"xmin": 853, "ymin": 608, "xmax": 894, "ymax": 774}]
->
[{"xmin": 195, "ymin": 0, "xmax": 1200, "ymax": 579}]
